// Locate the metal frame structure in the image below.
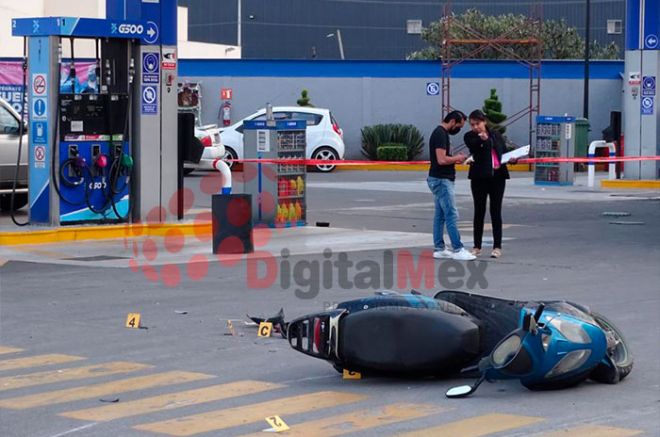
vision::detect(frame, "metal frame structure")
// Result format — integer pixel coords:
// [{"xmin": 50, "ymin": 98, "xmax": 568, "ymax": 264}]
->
[{"xmin": 440, "ymin": 3, "xmax": 543, "ymax": 146}]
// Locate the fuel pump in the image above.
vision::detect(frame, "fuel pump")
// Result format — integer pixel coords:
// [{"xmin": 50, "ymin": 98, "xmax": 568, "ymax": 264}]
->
[
  {"xmin": 12, "ymin": 0, "xmax": 179, "ymax": 227},
  {"xmin": 56, "ymin": 37, "xmax": 134, "ymax": 224}
]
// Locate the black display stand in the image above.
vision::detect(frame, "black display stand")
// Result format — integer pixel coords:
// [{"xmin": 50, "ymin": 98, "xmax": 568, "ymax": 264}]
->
[{"xmin": 212, "ymin": 194, "xmax": 254, "ymax": 254}]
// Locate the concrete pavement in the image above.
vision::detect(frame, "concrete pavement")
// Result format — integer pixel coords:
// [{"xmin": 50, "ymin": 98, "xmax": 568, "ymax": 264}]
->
[{"xmin": 0, "ymin": 170, "xmax": 658, "ymax": 436}]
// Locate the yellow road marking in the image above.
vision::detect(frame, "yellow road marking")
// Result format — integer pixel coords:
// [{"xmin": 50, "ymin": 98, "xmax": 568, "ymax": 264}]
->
[
  {"xmin": 397, "ymin": 413, "xmax": 544, "ymax": 437},
  {"xmin": 240, "ymin": 403, "xmax": 447, "ymax": 437},
  {"xmin": 0, "ymin": 371, "xmax": 214, "ymax": 410},
  {"xmin": 0, "ymin": 347, "xmax": 23, "ymax": 355},
  {"xmin": 133, "ymin": 390, "xmax": 366, "ymax": 436},
  {"xmin": 0, "ymin": 354, "xmax": 85, "ymax": 372},
  {"xmin": 540, "ymin": 425, "xmax": 642, "ymax": 437},
  {"xmin": 0, "ymin": 362, "xmax": 151, "ymax": 392},
  {"xmin": 61, "ymin": 380, "xmax": 285, "ymax": 422},
  {"xmin": 11, "ymin": 246, "xmax": 68, "ymax": 259}
]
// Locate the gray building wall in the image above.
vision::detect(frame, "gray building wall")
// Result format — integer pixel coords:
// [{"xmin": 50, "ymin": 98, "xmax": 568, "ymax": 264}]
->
[
  {"xmin": 184, "ymin": 75, "xmax": 622, "ymax": 159},
  {"xmin": 178, "ymin": 0, "xmax": 625, "ymax": 60}
]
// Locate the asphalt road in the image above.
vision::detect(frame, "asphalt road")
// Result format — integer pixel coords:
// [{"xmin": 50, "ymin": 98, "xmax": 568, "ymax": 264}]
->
[{"xmin": 0, "ymin": 170, "xmax": 659, "ymax": 437}]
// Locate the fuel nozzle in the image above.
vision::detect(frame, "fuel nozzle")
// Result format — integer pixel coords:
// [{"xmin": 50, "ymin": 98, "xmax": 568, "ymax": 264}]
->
[
  {"xmin": 95, "ymin": 154, "xmax": 108, "ymax": 169},
  {"xmin": 121, "ymin": 154, "xmax": 134, "ymax": 169}
]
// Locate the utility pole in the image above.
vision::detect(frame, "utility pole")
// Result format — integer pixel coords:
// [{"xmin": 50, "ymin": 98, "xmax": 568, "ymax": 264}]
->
[
  {"xmin": 336, "ymin": 29, "xmax": 345, "ymax": 60},
  {"xmin": 237, "ymin": 0, "xmax": 242, "ymax": 47},
  {"xmin": 583, "ymin": 0, "xmax": 590, "ymax": 119}
]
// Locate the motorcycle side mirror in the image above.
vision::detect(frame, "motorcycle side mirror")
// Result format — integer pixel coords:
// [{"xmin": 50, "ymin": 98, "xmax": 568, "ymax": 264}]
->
[{"xmin": 446, "ymin": 374, "xmax": 486, "ymax": 398}]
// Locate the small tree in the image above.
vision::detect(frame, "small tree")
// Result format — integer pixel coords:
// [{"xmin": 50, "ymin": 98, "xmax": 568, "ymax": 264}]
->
[
  {"xmin": 297, "ymin": 89, "xmax": 314, "ymax": 107},
  {"xmin": 407, "ymin": 9, "xmax": 621, "ymax": 60},
  {"xmin": 482, "ymin": 88, "xmax": 507, "ymax": 134}
]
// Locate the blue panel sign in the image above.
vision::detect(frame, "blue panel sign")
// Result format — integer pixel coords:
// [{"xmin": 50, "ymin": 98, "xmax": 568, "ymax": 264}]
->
[
  {"xmin": 32, "ymin": 98, "xmax": 47, "ymax": 119},
  {"xmin": 141, "ymin": 85, "xmax": 158, "ymax": 114},
  {"xmin": 642, "ymin": 76, "xmax": 656, "ymax": 96},
  {"xmin": 641, "ymin": 96, "xmax": 654, "ymax": 115},
  {"xmin": 27, "ymin": 36, "xmax": 50, "ymax": 224},
  {"xmin": 32, "ymin": 121, "xmax": 47, "ymax": 144},
  {"xmin": 142, "ymin": 52, "xmax": 160, "ymax": 84},
  {"xmin": 426, "ymin": 82, "xmax": 440, "ymax": 96}
]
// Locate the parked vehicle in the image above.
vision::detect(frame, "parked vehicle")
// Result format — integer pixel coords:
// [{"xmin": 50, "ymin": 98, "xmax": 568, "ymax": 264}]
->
[
  {"xmin": 219, "ymin": 106, "xmax": 345, "ymax": 172},
  {"xmin": 0, "ymin": 98, "xmax": 28, "ymax": 211},
  {"xmin": 285, "ymin": 290, "xmax": 632, "ymax": 394},
  {"xmin": 184, "ymin": 125, "xmax": 225, "ymax": 175}
]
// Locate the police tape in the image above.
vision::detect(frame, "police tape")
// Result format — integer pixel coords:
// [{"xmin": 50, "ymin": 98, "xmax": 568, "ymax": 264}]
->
[{"xmin": 218, "ymin": 155, "xmax": 660, "ymax": 166}]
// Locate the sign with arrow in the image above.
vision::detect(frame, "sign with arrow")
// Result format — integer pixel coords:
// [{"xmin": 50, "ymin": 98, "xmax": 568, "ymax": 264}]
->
[
  {"xmin": 143, "ymin": 21, "xmax": 159, "ymax": 45},
  {"xmin": 645, "ymin": 34, "xmax": 659, "ymax": 50}
]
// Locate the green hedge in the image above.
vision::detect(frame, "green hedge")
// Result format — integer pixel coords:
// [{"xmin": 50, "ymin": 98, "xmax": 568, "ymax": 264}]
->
[
  {"xmin": 361, "ymin": 124, "xmax": 424, "ymax": 161},
  {"xmin": 376, "ymin": 143, "xmax": 408, "ymax": 161}
]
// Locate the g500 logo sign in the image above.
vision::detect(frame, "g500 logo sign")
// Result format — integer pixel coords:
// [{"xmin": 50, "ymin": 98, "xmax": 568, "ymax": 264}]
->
[{"xmin": 111, "ymin": 23, "xmax": 144, "ymax": 35}]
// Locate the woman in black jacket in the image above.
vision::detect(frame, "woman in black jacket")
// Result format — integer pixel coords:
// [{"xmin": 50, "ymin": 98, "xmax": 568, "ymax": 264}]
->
[{"xmin": 463, "ymin": 110, "xmax": 517, "ymax": 258}]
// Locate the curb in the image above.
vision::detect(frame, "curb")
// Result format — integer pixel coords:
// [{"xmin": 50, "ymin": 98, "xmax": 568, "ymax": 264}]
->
[
  {"xmin": 337, "ymin": 164, "xmax": 533, "ymax": 172},
  {"xmin": 0, "ymin": 221, "xmax": 213, "ymax": 246},
  {"xmin": 601, "ymin": 179, "xmax": 660, "ymax": 189}
]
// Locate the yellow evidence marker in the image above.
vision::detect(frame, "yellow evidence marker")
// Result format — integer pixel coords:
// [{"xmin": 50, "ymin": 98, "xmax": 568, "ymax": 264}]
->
[
  {"xmin": 258, "ymin": 322, "xmax": 273, "ymax": 337},
  {"xmin": 264, "ymin": 415, "xmax": 290, "ymax": 432},
  {"xmin": 343, "ymin": 369, "xmax": 362, "ymax": 380},
  {"xmin": 125, "ymin": 313, "xmax": 141, "ymax": 329}
]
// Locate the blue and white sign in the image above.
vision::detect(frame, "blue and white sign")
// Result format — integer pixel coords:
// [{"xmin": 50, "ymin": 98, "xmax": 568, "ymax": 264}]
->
[
  {"xmin": 641, "ymin": 96, "xmax": 654, "ymax": 115},
  {"xmin": 141, "ymin": 85, "xmax": 158, "ymax": 114},
  {"xmin": 32, "ymin": 121, "xmax": 47, "ymax": 143},
  {"xmin": 144, "ymin": 21, "xmax": 159, "ymax": 45},
  {"xmin": 142, "ymin": 52, "xmax": 160, "ymax": 84},
  {"xmin": 645, "ymin": 34, "xmax": 659, "ymax": 50},
  {"xmin": 32, "ymin": 97, "xmax": 47, "ymax": 119},
  {"xmin": 426, "ymin": 82, "xmax": 440, "ymax": 96},
  {"xmin": 642, "ymin": 76, "xmax": 656, "ymax": 96}
]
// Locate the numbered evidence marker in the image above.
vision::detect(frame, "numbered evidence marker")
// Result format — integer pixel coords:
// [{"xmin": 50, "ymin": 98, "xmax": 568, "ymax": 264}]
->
[
  {"xmin": 258, "ymin": 322, "xmax": 273, "ymax": 337},
  {"xmin": 125, "ymin": 313, "xmax": 141, "ymax": 329},
  {"xmin": 264, "ymin": 415, "xmax": 290, "ymax": 432},
  {"xmin": 225, "ymin": 320, "xmax": 236, "ymax": 336},
  {"xmin": 343, "ymin": 369, "xmax": 362, "ymax": 380}
]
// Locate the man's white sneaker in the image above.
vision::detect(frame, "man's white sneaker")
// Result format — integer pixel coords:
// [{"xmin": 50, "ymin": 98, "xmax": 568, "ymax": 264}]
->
[
  {"xmin": 452, "ymin": 248, "xmax": 477, "ymax": 261},
  {"xmin": 433, "ymin": 249, "xmax": 454, "ymax": 259}
]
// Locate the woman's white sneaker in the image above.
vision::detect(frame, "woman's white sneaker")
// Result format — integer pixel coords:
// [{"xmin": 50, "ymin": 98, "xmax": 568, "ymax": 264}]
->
[
  {"xmin": 452, "ymin": 248, "xmax": 477, "ymax": 261},
  {"xmin": 433, "ymin": 249, "xmax": 454, "ymax": 259}
]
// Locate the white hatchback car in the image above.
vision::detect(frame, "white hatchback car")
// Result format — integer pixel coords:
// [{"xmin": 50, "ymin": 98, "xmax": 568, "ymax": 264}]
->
[{"xmin": 219, "ymin": 107, "xmax": 345, "ymax": 172}]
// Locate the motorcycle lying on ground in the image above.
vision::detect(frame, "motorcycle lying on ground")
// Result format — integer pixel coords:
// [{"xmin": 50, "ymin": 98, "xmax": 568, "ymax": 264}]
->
[{"xmin": 283, "ymin": 290, "xmax": 632, "ymax": 393}]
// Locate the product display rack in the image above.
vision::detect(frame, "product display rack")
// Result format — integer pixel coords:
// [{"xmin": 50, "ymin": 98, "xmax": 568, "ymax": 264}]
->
[
  {"xmin": 243, "ymin": 120, "xmax": 307, "ymax": 227},
  {"xmin": 534, "ymin": 116, "xmax": 575, "ymax": 186},
  {"xmin": 275, "ymin": 128, "xmax": 306, "ymax": 227}
]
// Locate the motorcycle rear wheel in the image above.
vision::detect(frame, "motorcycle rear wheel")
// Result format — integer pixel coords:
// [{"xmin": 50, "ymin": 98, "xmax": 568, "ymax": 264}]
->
[{"xmin": 589, "ymin": 312, "xmax": 633, "ymax": 384}]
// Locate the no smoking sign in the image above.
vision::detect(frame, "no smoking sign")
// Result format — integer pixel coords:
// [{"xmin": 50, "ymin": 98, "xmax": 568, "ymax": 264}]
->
[
  {"xmin": 34, "ymin": 145, "xmax": 46, "ymax": 168},
  {"xmin": 32, "ymin": 74, "xmax": 47, "ymax": 96}
]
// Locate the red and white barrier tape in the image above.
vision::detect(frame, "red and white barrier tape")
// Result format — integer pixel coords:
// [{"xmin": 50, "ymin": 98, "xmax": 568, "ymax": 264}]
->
[{"xmin": 217, "ymin": 156, "xmax": 660, "ymax": 166}]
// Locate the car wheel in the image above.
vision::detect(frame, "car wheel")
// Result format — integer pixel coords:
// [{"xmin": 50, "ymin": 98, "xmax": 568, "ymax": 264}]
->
[
  {"xmin": 183, "ymin": 168, "xmax": 195, "ymax": 176},
  {"xmin": 312, "ymin": 147, "xmax": 339, "ymax": 172},
  {"xmin": 223, "ymin": 147, "xmax": 238, "ymax": 170},
  {"xmin": 0, "ymin": 193, "xmax": 28, "ymax": 212}
]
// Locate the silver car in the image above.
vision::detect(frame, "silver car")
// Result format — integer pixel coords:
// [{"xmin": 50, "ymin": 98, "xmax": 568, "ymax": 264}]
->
[{"xmin": 0, "ymin": 98, "xmax": 28, "ymax": 211}]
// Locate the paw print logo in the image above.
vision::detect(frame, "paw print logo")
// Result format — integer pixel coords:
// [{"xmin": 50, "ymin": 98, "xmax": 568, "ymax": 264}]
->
[{"xmin": 126, "ymin": 164, "xmax": 280, "ymax": 288}]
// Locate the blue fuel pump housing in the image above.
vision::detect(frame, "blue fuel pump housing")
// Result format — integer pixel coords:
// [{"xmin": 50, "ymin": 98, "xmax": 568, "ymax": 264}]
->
[{"xmin": 12, "ymin": 0, "xmax": 178, "ymax": 226}]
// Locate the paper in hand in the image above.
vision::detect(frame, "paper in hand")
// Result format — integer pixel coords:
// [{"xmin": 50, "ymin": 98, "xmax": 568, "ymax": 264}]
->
[{"xmin": 501, "ymin": 145, "xmax": 530, "ymax": 164}]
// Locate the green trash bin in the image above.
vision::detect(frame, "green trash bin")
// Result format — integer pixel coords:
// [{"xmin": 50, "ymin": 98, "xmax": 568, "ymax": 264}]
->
[{"xmin": 574, "ymin": 118, "xmax": 590, "ymax": 158}]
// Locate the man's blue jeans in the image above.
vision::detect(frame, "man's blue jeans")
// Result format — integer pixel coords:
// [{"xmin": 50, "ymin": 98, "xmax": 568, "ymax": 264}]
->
[{"xmin": 427, "ymin": 176, "xmax": 463, "ymax": 251}]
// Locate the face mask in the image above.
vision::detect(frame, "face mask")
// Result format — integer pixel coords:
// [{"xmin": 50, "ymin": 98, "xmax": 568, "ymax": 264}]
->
[{"xmin": 448, "ymin": 127, "xmax": 461, "ymax": 135}]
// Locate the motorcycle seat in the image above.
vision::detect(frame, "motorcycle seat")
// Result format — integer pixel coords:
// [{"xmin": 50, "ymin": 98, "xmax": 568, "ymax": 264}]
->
[{"xmin": 338, "ymin": 306, "xmax": 480, "ymax": 376}]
